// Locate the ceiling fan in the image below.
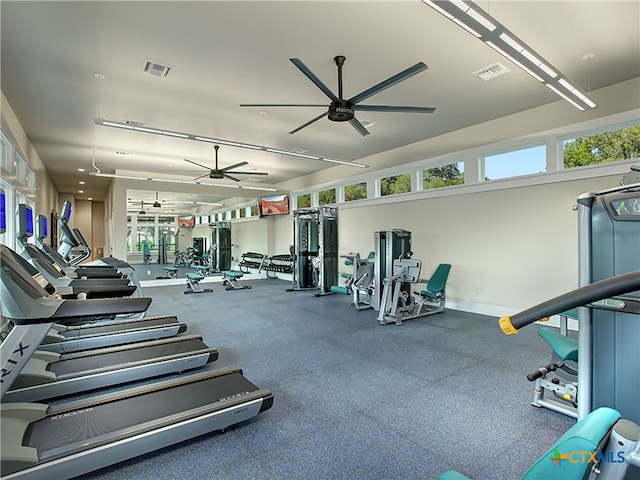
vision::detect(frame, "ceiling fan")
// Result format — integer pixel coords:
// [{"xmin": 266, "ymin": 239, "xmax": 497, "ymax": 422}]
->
[
  {"xmin": 184, "ymin": 145, "xmax": 268, "ymax": 182},
  {"xmin": 240, "ymin": 56, "xmax": 437, "ymax": 137},
  {"xmin": 126, "ymin": 200, "xmax": 147, "ymax": 215}
]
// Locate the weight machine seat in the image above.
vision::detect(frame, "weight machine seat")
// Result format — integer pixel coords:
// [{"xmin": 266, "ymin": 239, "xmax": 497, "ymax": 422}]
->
[
  {"xmin": 186, "ymin": 272, "xmax": 205, "ymax": 281},
  {"xmin": 222, "ymin": 270, "xmax": 244, "ymax": 279},
  {"xmin": 419, "ymin": 263, "xmax": 451, "ymax": 299},
  {"xmin": 538, "ymin": 327, "xmax": 579, "ymax": 362},
  {"xmin": 439, "ymin": 407, "xmax": 622, "ymax": 480}
]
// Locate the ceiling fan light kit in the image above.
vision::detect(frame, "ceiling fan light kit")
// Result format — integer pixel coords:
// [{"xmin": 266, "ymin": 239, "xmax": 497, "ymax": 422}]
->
[
  {"xmin": 240, "ymin": 55, "xmax": 437, "ymax": 137},
  {"xmin": 421, "ymin": 0, "xmax": 596, "ymax": 111}
]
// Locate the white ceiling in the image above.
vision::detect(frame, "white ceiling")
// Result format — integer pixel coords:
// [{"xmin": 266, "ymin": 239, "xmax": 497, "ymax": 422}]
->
[{"xmin": 2, "ymin": 1, "xmax": 639, "ymax": 210}]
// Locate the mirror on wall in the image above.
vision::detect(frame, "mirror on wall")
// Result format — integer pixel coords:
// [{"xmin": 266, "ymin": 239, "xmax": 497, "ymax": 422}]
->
[{"xmin": 125, "ymin": 190, "xmax": 262, "ymax": 282}]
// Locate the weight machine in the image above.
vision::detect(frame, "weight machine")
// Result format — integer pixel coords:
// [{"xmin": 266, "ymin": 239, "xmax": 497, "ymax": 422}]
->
[
  {"xmin": 290, "ymin": 206, "xmax": 338, "ymax": 295},
  {"xmin": 210, "ymin": 221, "xmax": 232, "ymax": 272},
  {"xmin": 377, "ymin": 253, "xmax": 451, "ymax": 325},
  {"xmin": 372, "ymin": 229, "xmax": 412, "ymax": 311}
]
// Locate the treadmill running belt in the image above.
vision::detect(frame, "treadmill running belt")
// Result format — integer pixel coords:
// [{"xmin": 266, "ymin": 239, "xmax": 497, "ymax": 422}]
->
[
  {"xmin": 26, "ymin": 372, "xmax": 260, "ymax": 459},
  {"xmin": 49, "ymin": 338, "xmax": 209, "ymax": 377},
  {"xmin": 60, "ymin": 317, "xmax": 179, "ymax": 338}
]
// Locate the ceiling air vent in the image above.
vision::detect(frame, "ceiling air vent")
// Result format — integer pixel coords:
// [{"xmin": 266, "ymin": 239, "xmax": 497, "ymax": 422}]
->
[
  {"xmin": 143, "ymin": 60, "xmax": 172, "ymax": 78},
  {"xmin": 473, "ymin": 63, "xmax": 510, "ymax": 81}
]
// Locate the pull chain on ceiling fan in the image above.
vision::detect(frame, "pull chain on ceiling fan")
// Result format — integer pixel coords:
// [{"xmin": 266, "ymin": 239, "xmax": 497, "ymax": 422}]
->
[
  {"xmin": 184, "ymin": 145, "xmax": 268, "ymax": 182},
  {"xmin": 240, "ymin": 55, "xmax": 437, "ymax": 137}
]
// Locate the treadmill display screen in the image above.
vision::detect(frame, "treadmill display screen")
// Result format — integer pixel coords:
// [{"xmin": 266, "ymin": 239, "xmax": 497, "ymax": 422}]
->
[
  {"xmin": 62, "ymin": 201, "xmax": 72, "ymax": 223},
  {"xmin": 0, "ymin": 189, "xmax": 5, "ymax": 234},
  {"xmin": 37, "ymin": 214, "xmax": 48, "ymax": 238},
  {"xmin": 17, "ymin": 204, "xmax": 34, "ymax": 236}
]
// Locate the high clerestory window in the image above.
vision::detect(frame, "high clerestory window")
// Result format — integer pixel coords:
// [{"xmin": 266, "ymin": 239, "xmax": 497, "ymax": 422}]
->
[
  {"xmin": 422, "ymin": 161, "xmax": 465, "ymax": 190},
  {"xmin": 344, "ymin": 181, "xmax": 367, "ymax": 202},
  {"xmin": 482, "ymin": 144, "xmax": 546, "ymax": 181},
  {"xmin": 562, "ymin": 123, "xmax": 640, "ymax": 169},
  {"xmin": 380, "ymin": 172, "xmax": 411, "ymax": 196}
]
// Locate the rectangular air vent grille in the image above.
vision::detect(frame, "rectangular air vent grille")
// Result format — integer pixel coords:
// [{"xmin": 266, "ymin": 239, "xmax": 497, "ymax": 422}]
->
[
  {"xmin": 473, "ymin": 62, "xmax": 510, "ymax": 81},
  {"xmin": 144, "ymin": 61, "xmax": 172, "ymax": 78}
]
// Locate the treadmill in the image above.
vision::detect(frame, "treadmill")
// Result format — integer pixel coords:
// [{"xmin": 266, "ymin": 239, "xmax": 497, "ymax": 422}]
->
[
  {"xmin": 6, "ymin": 243, "xmax": 135, "ymax": 300},
  {"xmin": 1, "ymin": 245, "xmax": 217, "ymax": 403},
  {"xmin": 34, "ymin": 214, "xmax": 122, "ymax": 279},
  {"xmin": 0, "ymin": 244, "xmax": 273, "ymax": 480},
  {"xmin": 7, "ymin": 245, "xmax": 189, "ymax": 351}
]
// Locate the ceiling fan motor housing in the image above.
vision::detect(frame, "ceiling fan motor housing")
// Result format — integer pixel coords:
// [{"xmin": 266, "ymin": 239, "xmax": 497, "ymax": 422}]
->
[{"xmin": 328, "ymin": 101, "xmax": 355, "ymax": 122}]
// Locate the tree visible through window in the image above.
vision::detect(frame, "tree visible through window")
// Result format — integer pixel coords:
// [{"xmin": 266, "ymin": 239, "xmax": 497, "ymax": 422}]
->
[
  {"xmin": 297, "ymin": 193, "xmax": 311, "ymax": 208},
  {"xmin": 318, "ymin": 188, "xmax": 336, "ymax": 205},
  {"xmin": 380, "ymin": 173, "xmax": 411, "ymax": 196},
  {"xmin": 423, "ymin": 162, "xmax": 464, "ymax": 189},
  {"xmin": 344, "ymin": 181, "xmax": 367, "ymax": 202},
  {"xmin": 564, "ymin": 125, "xmax": 640, "ymax": 168}
]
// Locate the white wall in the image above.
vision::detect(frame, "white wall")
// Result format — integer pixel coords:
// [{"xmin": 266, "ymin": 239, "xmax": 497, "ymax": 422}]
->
[{"xmin": 337, "ymin": 173, "xmax": 622, "ymax": 315}]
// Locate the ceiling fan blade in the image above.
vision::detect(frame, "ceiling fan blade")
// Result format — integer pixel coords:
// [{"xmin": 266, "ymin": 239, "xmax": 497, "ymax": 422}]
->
[
  {"xmin": 290, "ymin": 58, "xmax": 340, "ymax": 102},
  {"xmin": 240, "ymin": 103, "xmax": 328, "ymax": 108},
  {"xmin": 184, "ymin": 158, "xmax": 211, "ymax": 170},
  {"xmin": 221, "ymin": 161, "xmax": 249, "ymax": 172},
  {"xmin": 193, "ymin": 173, "xmax": 210, "ymax": 181},
  {"xmin": 223, "ymin": 173, "xmax": 241, "ymax": 182},
  {"xmin": 227, "ymin": 171, "xmax": 268, "ymax": 176},
  {"xmin": 289, "ymin": 111, "xmax": 328, "ymax": 134},
  {"xmin": 354, "ymin": 105, "xmax": 436, "ymax": 113},
  {"xmin": 348, "ymin": 62, "xmax": 428, "ymax": 105},
  {"xmin": 349, "ymin": 118, "xmax": 371, "ymax": 137}
]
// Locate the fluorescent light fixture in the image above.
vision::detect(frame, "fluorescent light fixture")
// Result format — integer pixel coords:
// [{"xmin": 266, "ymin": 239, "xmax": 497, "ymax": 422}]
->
[
  {"xmin": 266, "ymin": 148, "xmax": 320, "ymax": 160},
  {"xmin": 422, "ymin": 0, "xmax": 596, "ymax": 110},
  {"xmin": 88, "ymin": 171, "xmax": 277, "ymax": 192},
  {"xmin": 93, "ymin": 118, "xmax": 367, "ymax": 168}
]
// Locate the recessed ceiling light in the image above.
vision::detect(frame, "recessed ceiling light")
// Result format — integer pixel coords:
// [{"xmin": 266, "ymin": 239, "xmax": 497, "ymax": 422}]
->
[
  {"xmin": 79, "ymin": 190, "xmax": 84, "ymax": 193},
  {"xmin": 79, "ymin": 181, "xmax": 85, "ymax": 185},
  {"xmin": 78, "ymin": 168, "xmax": 85, "ymax": 172},
  {"xmin": 88, "ymin": 197, "xmax": 93, "ymax": 200}
]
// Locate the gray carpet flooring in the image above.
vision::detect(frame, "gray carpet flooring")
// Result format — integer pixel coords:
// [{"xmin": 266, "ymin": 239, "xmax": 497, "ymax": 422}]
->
[{"xmin": 74, "ymin": 275, "xmax": 575, "ymax": 480}]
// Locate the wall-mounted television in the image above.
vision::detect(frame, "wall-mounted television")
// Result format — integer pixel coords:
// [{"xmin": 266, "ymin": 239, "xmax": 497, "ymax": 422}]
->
[
  {"xmin": 177, "ymin": 215, "xmax": 195, "ymax": 228},
  {"xmin": 259, "ymin": 194, "xmax": 290, "ymax": 217}
]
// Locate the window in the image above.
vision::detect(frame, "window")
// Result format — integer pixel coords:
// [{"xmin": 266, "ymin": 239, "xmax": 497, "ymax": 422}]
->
[
  {"xmin": 26, "ymin": 165, "xmax": 36, "ymax": 194},
  {"xmin": 135, "ymin": 226, "xmax": 155, "ymax": 252},
  {"xmin": 318, "ymin": 188, "xmax": 336, "ymax": 205},
  {"xmin": 563, "ymin": 124, "xmax": 640, "ymax": 169},
  {"xmin": 137, "ymin": 215, "xmax": 155, "ymax": 224},
  {"xmin": 483, "ymin": 144, "xmax": 546, "ymax": 181},
  {"xmin": 380, "ymin": 173, "xmax": 411, "ymax": 196},
  {"xmin": 250, "ymin": 204, "xmax": 259, "ymax": 217},
  {"xmin": 297, "ymin": 193, "xmax": 311, "ymax": 208},
  {"xmin": 158, "ymin": 216, "xmax": 175, "ymax": 224},
  {"xmin": 1, "ymin": 130, "xmax": 14, "ymax": 176},
  {"xmin": 15, "ymin": 151, "xmax": 27, "ymax": 186},
  {"xmin": 230, "ymin": 209, "xmax": 237, "ymax": 220},
  {"xmin": 239, "ymin": 207, "xmax": 247, "ymax": 218},
  {"xmin": 344, "ymin": 181, "xmax": 367, "ymax": 202},
  {"xmin": 422, "ymin": 161, "xmax": 464, "ymax": 190}
]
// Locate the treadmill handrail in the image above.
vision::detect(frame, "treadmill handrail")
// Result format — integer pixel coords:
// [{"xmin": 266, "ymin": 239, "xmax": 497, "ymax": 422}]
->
[{"xmin": 499, "ymin": 270, "xmax": 640, "ymax": 334}]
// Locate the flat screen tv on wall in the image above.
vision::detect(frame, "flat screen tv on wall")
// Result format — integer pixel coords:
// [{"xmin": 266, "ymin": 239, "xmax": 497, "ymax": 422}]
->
[
  {"xmin": 177, "ymin": 215, "xmax": 195, "ymax": 228},
  {"xmin": 259, "ymin": 194, "xmax": 289, "ymax": 217}
]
